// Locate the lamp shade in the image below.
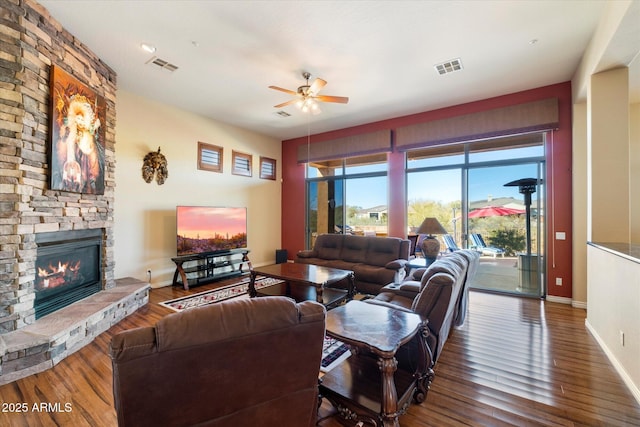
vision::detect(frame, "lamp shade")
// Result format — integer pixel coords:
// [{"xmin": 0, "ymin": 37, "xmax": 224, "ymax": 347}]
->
[{"xmin": 416, "ymin": 217, "xmax": 446, "ymax": 236}]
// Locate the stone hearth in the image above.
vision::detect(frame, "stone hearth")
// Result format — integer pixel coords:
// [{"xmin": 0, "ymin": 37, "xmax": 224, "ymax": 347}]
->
[{"xmin": 0, "ymin": 277, "xmax": 149, "ymax": 386}]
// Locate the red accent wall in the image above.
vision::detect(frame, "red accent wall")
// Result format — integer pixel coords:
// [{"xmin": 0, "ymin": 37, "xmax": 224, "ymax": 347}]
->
[{"xmin": 281, "ymin": 82, "xmax": 573, "ymax": 298}]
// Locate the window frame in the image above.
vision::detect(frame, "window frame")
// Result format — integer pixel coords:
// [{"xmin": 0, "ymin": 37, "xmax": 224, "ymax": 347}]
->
[
  {"xmin": 197, "ymin": 142, "xmax": 223, "ymax": 173},
  {"xmin": 232, "ymin": 150, "xmax": 253, "ymax": 177},
  {"xmin": 259, "ymin": 156, "xmax": 277, "ymax": 180}
]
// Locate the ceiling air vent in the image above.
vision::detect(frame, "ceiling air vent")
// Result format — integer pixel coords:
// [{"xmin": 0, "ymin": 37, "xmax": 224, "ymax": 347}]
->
[
  {"xmin": 434, "ymin": 58, "xmax": 463, "ymax": 76},
  {"xmin": 276, "ymin": 110, "xmax": 291, "ymax": 117},
  {"xmin": 146, "ymin": 56, "xmax": 179, "ymax": 72}
]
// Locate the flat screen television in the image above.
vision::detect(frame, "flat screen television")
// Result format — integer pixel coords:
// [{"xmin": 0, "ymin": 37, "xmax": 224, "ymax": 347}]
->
[{"xmin": 176, "ymin": 206, "xmax": 247, "ymax": 256}]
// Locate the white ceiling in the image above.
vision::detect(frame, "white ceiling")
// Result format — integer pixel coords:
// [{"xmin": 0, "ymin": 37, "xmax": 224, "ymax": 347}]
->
[{"xmin": 38, "ymin": 1, "xmax": 638, "ymax": 141}]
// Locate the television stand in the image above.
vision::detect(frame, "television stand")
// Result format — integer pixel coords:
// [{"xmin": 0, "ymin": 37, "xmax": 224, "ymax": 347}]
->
[{"xmin": 171, "ymin": 249, "xmax": 251, "ymax": 290}]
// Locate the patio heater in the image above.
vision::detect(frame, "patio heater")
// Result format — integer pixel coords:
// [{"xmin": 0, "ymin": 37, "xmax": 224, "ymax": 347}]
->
[
  {"xmin": 504, "ymin": 178, "xmax": 539, "ymax": 255},
  {"xmin": 504, "ymin": 178, "xmax": 540, "ymax": 292}
]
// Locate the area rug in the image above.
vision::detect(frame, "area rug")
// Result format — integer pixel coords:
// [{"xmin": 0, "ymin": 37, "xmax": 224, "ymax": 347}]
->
[{"xmin": 159, "ymin": 275, "xmax": 284, "ymax": 312}]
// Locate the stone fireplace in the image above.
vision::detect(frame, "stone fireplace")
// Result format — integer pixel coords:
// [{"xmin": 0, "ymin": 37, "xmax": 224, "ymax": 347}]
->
[
  {"xmin": 0, "ymin": 0, "xmax": 149, "ymax": 385},
  {"xmin": 0, "ymin": 0, "xmax": 121, "ymax": 334}
]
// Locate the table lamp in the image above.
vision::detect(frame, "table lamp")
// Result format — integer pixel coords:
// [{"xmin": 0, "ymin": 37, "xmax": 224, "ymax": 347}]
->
[{"xmin": 416, "ymin": 217, "xmax": 446, "ymax": 259}]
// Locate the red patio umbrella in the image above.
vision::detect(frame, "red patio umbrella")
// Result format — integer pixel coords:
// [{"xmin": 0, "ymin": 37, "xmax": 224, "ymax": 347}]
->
[{"xmin": 468, "ymin": 206, "xmax": 525, "ymax": 218}]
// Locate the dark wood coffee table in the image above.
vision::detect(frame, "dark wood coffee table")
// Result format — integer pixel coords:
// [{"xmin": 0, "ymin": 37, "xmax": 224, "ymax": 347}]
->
[
  {"xmin": 319, "ymin": 300, "xmax": 429, "ymax": 427},
  {"xmin": 248, "ymin": 263, "xmax": 355, "ymax": 309}
]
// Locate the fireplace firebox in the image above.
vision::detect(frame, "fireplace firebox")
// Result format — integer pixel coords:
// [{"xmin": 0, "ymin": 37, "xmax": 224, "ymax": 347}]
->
[{"xmin": 35, "ymin": 229, "xmax": 103, "ymax": 319}]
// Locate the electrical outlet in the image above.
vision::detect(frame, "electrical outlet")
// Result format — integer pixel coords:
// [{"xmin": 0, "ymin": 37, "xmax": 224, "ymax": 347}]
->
[
  {"xmin": 555, "ymin": 277, "xmax": 562, "ymax": 286},
  {"xmin": 620, "ymin": 330, "xmax": 625, "ymax": 346}
]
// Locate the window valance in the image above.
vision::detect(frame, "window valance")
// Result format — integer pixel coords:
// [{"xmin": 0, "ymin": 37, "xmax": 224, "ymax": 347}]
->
[
  {"xmin": 396, "ymin": 98, "xmax": 558, "ymax": 151},
  {"xmin": 297, "ymin": 129, "xmax": 392, "ymax": 163}
]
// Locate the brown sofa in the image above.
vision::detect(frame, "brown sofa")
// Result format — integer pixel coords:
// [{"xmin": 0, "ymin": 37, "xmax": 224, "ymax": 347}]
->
[
  {"xmin": 296, "ymin": 233, "xmax": 410, "ymax": 295},
  {"xmin": 110, "ymin": 296, "xmax": 326, "ymax": 427},
  {"xmin": 364, "ymin": 250, "xmax": 479, "ymax": 394}
]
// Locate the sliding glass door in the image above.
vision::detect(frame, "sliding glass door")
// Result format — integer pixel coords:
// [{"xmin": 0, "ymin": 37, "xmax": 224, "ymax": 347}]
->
[
  {"xmin": 406, "ymin": 133, "xmax": 546, "ymax": 297},
  {"xmin": 467, "ymin": 162, "xmax": 544, "ymax": 296}
]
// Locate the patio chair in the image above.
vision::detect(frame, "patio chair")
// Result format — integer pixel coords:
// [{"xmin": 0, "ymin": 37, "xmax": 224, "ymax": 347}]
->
[
  {"xmin": 442, "ymin": 234, "xmax": 460, "ymax": 252},
  {"xmin": 470, "ymin": 233, "xmax": 505, "ymax": 258}
]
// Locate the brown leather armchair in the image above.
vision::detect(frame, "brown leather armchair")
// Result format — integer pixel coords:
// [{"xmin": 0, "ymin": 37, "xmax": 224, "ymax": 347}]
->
[{"xmin": 110, "ymin": 296, "xmax": 326, "ymax": 427}]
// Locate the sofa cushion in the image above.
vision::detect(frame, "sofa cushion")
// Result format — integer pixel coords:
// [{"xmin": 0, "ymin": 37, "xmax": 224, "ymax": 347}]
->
[
  {"xmin": 313, "ymin": 234, "xmax": 344, "ymax": 260},
  {"xmin": 412, "ymin": 272, "xmax": 456, "ymax": 324},
  {"xmin": 353, "ymin": 263, "xmax": 400, "ymax": 287},
  {"xmin": 418, "ymin": 253, "xmax": 465, "ymax": 292},
  {"xmin": 340, "ymin": 235, "xmax": 369, "ymax": 263},
  {"xmin": 367, "ymin": 236, "xmax": 403, "ymax": 267},
  {"xmin": 321, "ymin": 259, "xmax": 359, "ymax": 272},
  {"xmin": 365, "ymin": 294, "xmax": 413, "ymax": 312},
  {"xmin": 151, "ymin": 297, "xmax": 325, "ymax": 352}
]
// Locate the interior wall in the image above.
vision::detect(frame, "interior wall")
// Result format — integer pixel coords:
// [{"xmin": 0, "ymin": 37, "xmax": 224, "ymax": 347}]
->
[
  {"xmin": 588, "ymin": 68, "xmax": 630, "ymax": 243},
  {"xmin": 631, "ymin": 102, "xmax": 640, "ymax": 243},
  {"xmin": 586, "ymin": 245, "xmax": 640, "ymax": 401},
  {"xmin": 571, "ymin": 103, "xmax": 588, "ymax": 307},
  {"xmin": 114, "ymin": 91, "xmax": 282, "ymax": 287}
]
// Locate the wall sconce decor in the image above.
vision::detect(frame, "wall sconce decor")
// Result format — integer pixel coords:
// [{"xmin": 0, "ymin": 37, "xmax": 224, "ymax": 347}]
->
[{"xmin": 142, "ymin": 147, "xmax": 168, "ymax": 185}]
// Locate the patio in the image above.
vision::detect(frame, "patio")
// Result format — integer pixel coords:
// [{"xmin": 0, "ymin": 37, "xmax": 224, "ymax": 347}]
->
[{"xmin": 471, "ymin": 255, "xmax": 540, "ymax": 295}]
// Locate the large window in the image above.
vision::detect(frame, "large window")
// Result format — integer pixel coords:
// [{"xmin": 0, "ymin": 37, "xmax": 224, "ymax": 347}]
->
[
  {"xmin": 406, "ymin": 133, "xmax": 546, "ymax": 297},
  {"xmin": 306, "ymin": 154, "xmax": 387, "ymax": 247}
]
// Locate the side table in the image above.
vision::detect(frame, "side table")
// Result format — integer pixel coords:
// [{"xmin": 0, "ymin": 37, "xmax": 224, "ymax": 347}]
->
[
  {"xmin": 406, "ymin": 256, "xmax": 437, "ymax": 269},
  {"xmin": 405, "ymin": 256, "xmax": 436, "ymax": 277},
  {"xmin": 319, "ymin": 300, "xmax": 429, "ymax": 427}
]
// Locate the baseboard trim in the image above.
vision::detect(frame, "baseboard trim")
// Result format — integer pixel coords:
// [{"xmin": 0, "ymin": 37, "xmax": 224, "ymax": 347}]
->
[
  {"xmin": 544, "ymin": 295, "xmax": 586, "ymax": 309},
  {"xmin": 571, "ymin": 300, "xmax": 587, "ymax": 309},
  {"xmin": 585, "ymin": 319, "xmax": 640, "ymax": 405},
  {"xmin": 545, "ymin": 295, "xmax": 572, "ymax": 305}
]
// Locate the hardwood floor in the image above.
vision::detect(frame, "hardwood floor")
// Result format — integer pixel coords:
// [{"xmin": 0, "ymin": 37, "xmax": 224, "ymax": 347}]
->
[{"xmin": 1, "ymin": 280, "xmax": 639, "ymax": 426}]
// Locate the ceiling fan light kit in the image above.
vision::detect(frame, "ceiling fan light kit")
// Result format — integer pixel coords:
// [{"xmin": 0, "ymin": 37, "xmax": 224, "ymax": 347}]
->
[{"xmin": 269, "ymin": 71, "xmax": 349, "ymax": 113}]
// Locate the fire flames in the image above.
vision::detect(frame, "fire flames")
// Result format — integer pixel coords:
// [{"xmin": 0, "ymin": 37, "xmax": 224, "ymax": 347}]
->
[{"xmin": 37, "ymin": 260, "xmax": 81, "ymax": 289}]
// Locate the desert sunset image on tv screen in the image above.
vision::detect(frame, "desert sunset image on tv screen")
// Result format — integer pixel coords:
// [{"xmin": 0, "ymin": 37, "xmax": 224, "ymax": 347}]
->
[{"xmin": 176, "ymin": 206, "xmax": 247, "ymax": 256}]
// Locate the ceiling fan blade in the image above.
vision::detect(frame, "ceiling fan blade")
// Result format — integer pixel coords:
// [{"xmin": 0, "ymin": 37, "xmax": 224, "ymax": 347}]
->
[
  {"xmin": 274, "ymin": 99, "xmax": 299, "ymax": 108},
  {"xmin": 268, "ymin": 85, "xmax": 297, "ymax": 95},
  {"xmin": 309, "ymin": 78, "xmax": 327, "ymax": 95},
  {"xmin": 315, "ymin": 95, "xmax": 349, "ymax": 104}
]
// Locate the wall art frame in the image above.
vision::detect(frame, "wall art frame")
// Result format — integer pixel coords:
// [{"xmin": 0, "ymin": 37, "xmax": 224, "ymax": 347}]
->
[{"xmin": 49, "ymin": 65, "xmax": 106, "ymax": 194}]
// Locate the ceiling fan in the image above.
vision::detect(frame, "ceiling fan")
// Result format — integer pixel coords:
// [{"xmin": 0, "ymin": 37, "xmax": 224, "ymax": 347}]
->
[{"xmin": 269, "ymin": 71, "xmax": 349, "ymax": 113}]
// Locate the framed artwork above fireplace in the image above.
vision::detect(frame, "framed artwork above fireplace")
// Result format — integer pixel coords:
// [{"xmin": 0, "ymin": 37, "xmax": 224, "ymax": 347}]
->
[{"xmin": 49, "ymin": 65, "xmax": 106, "ymax": 194}]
